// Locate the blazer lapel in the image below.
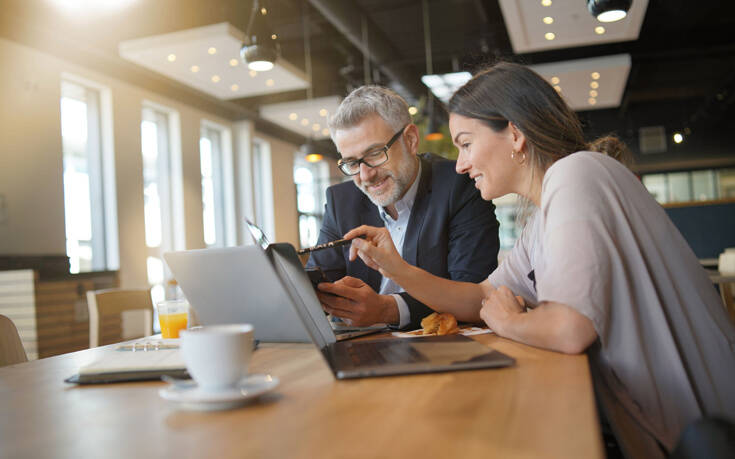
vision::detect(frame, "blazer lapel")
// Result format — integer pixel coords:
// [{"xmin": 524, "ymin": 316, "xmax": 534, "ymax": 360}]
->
[{"xmin": 403, "ymin": 156, "xmax": 432, "ymax": 266}]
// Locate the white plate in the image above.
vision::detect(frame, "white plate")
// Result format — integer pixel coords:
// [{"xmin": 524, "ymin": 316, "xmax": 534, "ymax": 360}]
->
[{"xmin": 159, "ymin": 374, "xmax": 279, "ymax": 411}]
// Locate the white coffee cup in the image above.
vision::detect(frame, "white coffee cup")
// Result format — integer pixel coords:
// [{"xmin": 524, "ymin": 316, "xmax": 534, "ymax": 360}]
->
[{"xmin": 180, "ymin": 324, "xmax": 254, "ymax": 392}]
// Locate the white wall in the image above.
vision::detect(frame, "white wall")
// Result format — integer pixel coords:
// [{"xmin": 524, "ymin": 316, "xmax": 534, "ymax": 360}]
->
[{"xmin": 0, "ymin": 38, "xmax": 300, "ymax": 287}]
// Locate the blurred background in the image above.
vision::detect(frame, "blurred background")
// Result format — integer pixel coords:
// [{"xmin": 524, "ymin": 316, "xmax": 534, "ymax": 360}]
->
[{"xmin": 1, "ymin": 0, "xmax": 734, "ymax": 356}]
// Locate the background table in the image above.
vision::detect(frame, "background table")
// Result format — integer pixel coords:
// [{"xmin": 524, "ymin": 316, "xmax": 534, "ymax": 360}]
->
[{"xmin": 0, "ymin": 334, "xmax": 603, "ymax": 459}]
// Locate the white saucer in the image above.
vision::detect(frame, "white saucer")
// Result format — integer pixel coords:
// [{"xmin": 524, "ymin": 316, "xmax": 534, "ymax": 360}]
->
[{"xmin": 159, "ymin": 374, "xmax": 279, "ymax": 411}]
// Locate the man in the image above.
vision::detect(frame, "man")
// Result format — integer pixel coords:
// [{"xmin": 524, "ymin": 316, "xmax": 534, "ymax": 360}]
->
[{"xmin": 307, "ymin": 85, "xmax": 499, "ymax": 329}]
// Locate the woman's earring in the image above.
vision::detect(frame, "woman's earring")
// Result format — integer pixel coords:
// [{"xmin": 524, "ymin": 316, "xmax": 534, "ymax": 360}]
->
[{"xmin": 510, "ymin": 150, "xmax": 516, "ymax": 160}]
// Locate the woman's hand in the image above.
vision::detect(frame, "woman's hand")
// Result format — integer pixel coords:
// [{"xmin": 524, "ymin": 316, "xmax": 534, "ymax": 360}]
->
[
  {"xmin": 479, "ymin": 285, "xmax": 525, "ymax": 336},
  {"xmin": 343, "ymin": 225, "xmax": 407, "ymax": 280}
]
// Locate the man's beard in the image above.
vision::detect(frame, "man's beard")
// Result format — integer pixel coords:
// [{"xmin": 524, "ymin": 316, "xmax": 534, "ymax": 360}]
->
[{"xmin": 358, "ymin": 153, "xmax": 416, "ymax": 208}]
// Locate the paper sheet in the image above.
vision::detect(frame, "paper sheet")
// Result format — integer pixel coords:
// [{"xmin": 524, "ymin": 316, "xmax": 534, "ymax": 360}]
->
[{"xmin": 391, "ymin": 326, "xmax": 493, "ymax": 338}]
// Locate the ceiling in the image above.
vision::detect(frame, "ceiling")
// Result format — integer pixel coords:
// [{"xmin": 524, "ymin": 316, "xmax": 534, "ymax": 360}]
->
[{"xmin": 3, "ymin": 0, "xmax": 735, "ymax": 165}]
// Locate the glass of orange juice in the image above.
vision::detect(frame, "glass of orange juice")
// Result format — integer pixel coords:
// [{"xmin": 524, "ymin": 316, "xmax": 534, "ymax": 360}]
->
[{"xmin": 157, "ymin": 299, "xmax": 189, "ymax": 339}]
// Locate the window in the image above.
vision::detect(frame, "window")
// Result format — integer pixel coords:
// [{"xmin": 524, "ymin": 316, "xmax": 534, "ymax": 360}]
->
[
  {"xmin": 60, "ymin": 78, "xmax": 118, "ymax": 273},
  {"xmin": 293, "ymin": 155, "xmax": 331, "ymax": 248},
  {"xmin": 200, "ymin": 122, "xmax": 235, "ymax": 247},
  {"xmin": 642, "ymin": 168, "xmax": 735, "ymax": 204},
  {"xmin": 141, "ymin": 105, "xmax": 184, "ymax": 305},
  {"xmin": 252, "ymin": 139, "xmax": 275, "ymax": 242}
]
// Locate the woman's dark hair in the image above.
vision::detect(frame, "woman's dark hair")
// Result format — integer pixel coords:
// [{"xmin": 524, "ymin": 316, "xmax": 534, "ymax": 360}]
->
[{"xmin": 448, "ymin": 62, "xmax": 630, "ymax": 170}]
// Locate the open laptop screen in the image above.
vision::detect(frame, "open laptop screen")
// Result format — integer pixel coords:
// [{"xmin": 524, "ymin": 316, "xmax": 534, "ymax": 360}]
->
[{"xmin": 267, "ymin": 243, "xmax": 337, "ymax": 348}]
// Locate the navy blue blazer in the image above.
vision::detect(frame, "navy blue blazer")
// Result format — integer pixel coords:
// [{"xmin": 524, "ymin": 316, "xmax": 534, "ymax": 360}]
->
[{"xmin": 306, "ymin": 153, "xmax": 500, "ymax": 329}]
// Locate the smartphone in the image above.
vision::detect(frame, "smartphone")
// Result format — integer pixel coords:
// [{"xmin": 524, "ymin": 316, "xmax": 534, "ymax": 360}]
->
[{"xmin": 305, "ymin": 267, "xmax": 330, "ymax": 289}]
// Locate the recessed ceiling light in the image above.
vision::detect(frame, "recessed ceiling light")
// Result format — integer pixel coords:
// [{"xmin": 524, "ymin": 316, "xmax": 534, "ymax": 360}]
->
[
  {"xmin": 211, "ymin": 75, "xmax": 220, "ymax": 83},
  {"xmin": 673, "ymin": 132, "xmax": 683, "ymax": 144},
  {"xmin": 322, "ymin": 128, "xmax": 330, "ymax": 136},
  {"xmin": 230, "ymin": 84, "xmax": 239, "ymax": 91},
  {"xmin": 591, "ymin": 72, "xmax": 601, "ymax": 80},
  {"xmin": 300, "ymin": 118, "xmax": 309, "ymax": 126},
  {"xmin": 588, "ymin": 98, "xmax": 597, "ymax": 105},
  {"xmin": 271, "ymin": 34, "xmax": 277, "ymax": 40},
  {"xmin": 590, "ymin": 81, "xmax": 599, "ymax": 89},
  {"xmin": 260, "ymin": 7, "xmax": 267, "ymax": 15},
  {"xmin": 319, "ymin": 108, "xmax": 328, "ymax": 117},
  {"xmin": 543, "ymin": 17, "xmax": 554, "ymax": 25},
  {"xmin": 249, "ymin": 70, "xmax": 257, "ymax": 77},
  {"xmin": 545, "ymin": 32, "xmax": 555, "ymax": 41},
  {"xmin": 595, "ymin": 26, "xmax": 606, "ymax": 35},
  {"xmin": 312, "ymin": 124, "xmax": 321, "ymax": 131},
  {"xmin": 266, "ymin": 79, "xmax": 274, "ymax": 86},
  {"xmin": 550, "ymin": 76, "xmax": 560, "ymax": 85},
  {"xmin": 541, "ymin": 0, "xmax": 552, "ymax": 6},
  {"xmin": 208, "ymin": 47, "xmax": 217, "ymax": 55},
  {"xmin": 589, "ymin": 90, "xmax": 598, "ymax": 97},
  {"xmin": 190, "ymin": 65, "xmax": 199, "ymax": 73},
  {"xmin": 229, "ymin": 58, "xmax": 239, "ymax": 67},
  {"xmin": 408, "ymin": 106, "xmax": 418, "ymax": 115},
  {"xmin": 289, "ymin": 113, "xmax": 298, "ymax": 121},
  {"xmin": 553, "ymin": 85, "xmax": 562, "ymax": 92},
  {"xmin": 167, "ymin": 54, "xmax": 176, "ymax": 62}
]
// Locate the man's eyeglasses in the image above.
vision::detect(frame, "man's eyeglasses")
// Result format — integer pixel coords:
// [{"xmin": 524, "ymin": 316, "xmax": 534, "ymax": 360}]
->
[{"xmin": 337, "ymin": 125, "xmax": 408, "ymax": 176}]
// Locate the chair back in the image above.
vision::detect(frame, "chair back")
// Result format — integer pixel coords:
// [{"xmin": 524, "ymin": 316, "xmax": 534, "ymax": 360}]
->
[
  {"xmin": 86, "ymin": 289, "xmax": 154, "ymax": 348},
  {"xmin": 0, "ymin": 314, "xmax": 28, "ymax": 366},
  {"xmin": 670, "ymin": 417, "xmax": 735, "ymax": 459}
]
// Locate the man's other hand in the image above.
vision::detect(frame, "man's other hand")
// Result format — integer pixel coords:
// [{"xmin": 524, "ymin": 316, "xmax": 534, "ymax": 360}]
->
[{"xmin": 316, "ymin": 276, "xmax": 399, "ymax": 326}]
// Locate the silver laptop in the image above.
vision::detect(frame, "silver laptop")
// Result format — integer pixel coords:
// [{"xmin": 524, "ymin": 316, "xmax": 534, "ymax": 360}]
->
[
  {"xmin": 266, "ymin": 242, "xmax": 516, "ymax": 379},
  {"xmin": 163, "ymin": 245, "xmax": 310, "ymax": 342},
  {"xmin": 163, "ymin": 245, "xmax": 384, "ymax": 342}
]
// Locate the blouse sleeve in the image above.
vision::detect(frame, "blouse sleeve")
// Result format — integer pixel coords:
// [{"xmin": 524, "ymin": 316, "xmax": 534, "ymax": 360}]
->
[{"xmin": 535, "ymin": 156, "xmax": 615, "ymax": 341}]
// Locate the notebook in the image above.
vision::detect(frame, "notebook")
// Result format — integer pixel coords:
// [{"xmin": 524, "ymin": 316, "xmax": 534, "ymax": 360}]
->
[{"xmin": 65, "ymin": 339, "xmax": 188, "ymax": 384}]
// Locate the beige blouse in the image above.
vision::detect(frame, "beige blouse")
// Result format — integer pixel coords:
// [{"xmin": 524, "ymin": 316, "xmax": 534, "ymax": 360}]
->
[{"xmin": 489, "ymin": 151, "xmax": 735, "ymax": 453}]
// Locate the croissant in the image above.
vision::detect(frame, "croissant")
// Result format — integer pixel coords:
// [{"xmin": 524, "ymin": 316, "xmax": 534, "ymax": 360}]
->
[{"xmin": 420, "ymin": 312, "xmax": 460, "ymax": 335}]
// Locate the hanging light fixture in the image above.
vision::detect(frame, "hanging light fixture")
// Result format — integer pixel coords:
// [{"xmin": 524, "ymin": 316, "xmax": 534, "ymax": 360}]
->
[
  {"xmin": 422, "ymin": 0, "xmax": 443, "ymax": 141},
  {"xmin": 302, "ymin": 140, "xmax": 323, "ymax": 162},
  {"xmin": 299, "ymin": 1, "xmax": 322, "ymax": 162},
  {"xmin": 240, "ymin": 0, "xmax": 278, "ymax": 71},
  {"xmin": 587, "ymin": 0, "xmax": 632, "ymax": 23},
  {"xmin": 425, "ymin": 97, "xmax": 443, "ymax": 141}
]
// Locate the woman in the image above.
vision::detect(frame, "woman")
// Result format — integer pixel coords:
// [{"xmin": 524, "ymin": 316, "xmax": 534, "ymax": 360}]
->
[{"xmin": 336, "ymin": 63, "xmax": 735, "ymax": 457}]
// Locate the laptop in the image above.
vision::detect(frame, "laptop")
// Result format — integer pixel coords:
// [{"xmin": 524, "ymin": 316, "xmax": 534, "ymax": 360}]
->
[
  {"xmin": 266, "ymin": 242, "xmax": 516, "ymax": 379},
  {"xmin": 163, "ymin": 245, "xmax": 384, "ymax": 343},
  {"xmin": 244, "ymin": 219, "xmax": 387, "ymax": 335}
]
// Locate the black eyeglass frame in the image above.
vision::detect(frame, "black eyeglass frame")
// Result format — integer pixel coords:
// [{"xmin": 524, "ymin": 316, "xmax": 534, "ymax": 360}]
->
[{"xmin": 336, "ymin": 125, "xmax": 408, "ymax": 176}]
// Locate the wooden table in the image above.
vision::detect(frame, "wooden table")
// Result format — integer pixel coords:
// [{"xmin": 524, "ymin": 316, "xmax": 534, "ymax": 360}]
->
[{"xmin": 0, "ymin": 334, "xmax": 603, "ymax": 459}]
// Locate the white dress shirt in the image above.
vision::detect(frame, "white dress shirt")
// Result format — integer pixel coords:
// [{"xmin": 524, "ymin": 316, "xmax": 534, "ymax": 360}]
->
[{"xmin": 377, "ymin": 162, "xmax": 422, "ymax": 328}]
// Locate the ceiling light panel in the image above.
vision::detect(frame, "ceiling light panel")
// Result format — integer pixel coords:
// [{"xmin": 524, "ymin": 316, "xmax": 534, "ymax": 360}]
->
[
  {"xmin": 530, "ymin": 54, "xmax": 631, "ymax": 111},
  {"xmin": 498, "ymin": 0, "xmax": 648, "ymax": 53},
  {"xmin": 260, "ymin": 96, "xmax": 342, "ymax": 140},
  {"xmin": 421, "ymin": 71, "xmax": 472, "ymax": 104},
  {"xmin": 119, "ymin": 22, "xmax": 308, "ymax": 100}
]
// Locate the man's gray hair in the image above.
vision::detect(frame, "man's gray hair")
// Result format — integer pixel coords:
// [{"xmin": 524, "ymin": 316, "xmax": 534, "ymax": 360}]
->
[{"xmin": 328, "ymin": 85, "xmax": 411, "ymax": 139}]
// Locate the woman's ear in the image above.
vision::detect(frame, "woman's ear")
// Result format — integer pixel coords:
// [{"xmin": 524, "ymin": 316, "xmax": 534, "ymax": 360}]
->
[{"xmin": 508, "ymin": 122, "xmax": 526, "ymax": 153}]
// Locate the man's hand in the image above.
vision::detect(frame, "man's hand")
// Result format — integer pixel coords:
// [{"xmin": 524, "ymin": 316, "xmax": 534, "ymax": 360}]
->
[{"xmin": 316, "ymin": 276, "xmax": 399, "ymax": 326}]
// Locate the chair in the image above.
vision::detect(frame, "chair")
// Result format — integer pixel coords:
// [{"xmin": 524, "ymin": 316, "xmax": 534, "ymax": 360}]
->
[
  {"xmin": 86, "ymin": 289, "xmax": 154, "ymax": 348},
  {"xmin": 0, "ymin": 314, "xmax": 28, "ymax": 366},
  {"xmin": 670, "ymin": 417, "xmax": 735, "ymax": 459},
  {"xmin": 717, "ymin": 281, "xmax": 735, "ymax": 323}
]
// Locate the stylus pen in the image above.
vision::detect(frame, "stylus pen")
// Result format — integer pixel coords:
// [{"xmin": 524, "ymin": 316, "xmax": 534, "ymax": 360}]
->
[{"xmin": 297, "ymin": 235, "xmax": 365, "ymax": 255}]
